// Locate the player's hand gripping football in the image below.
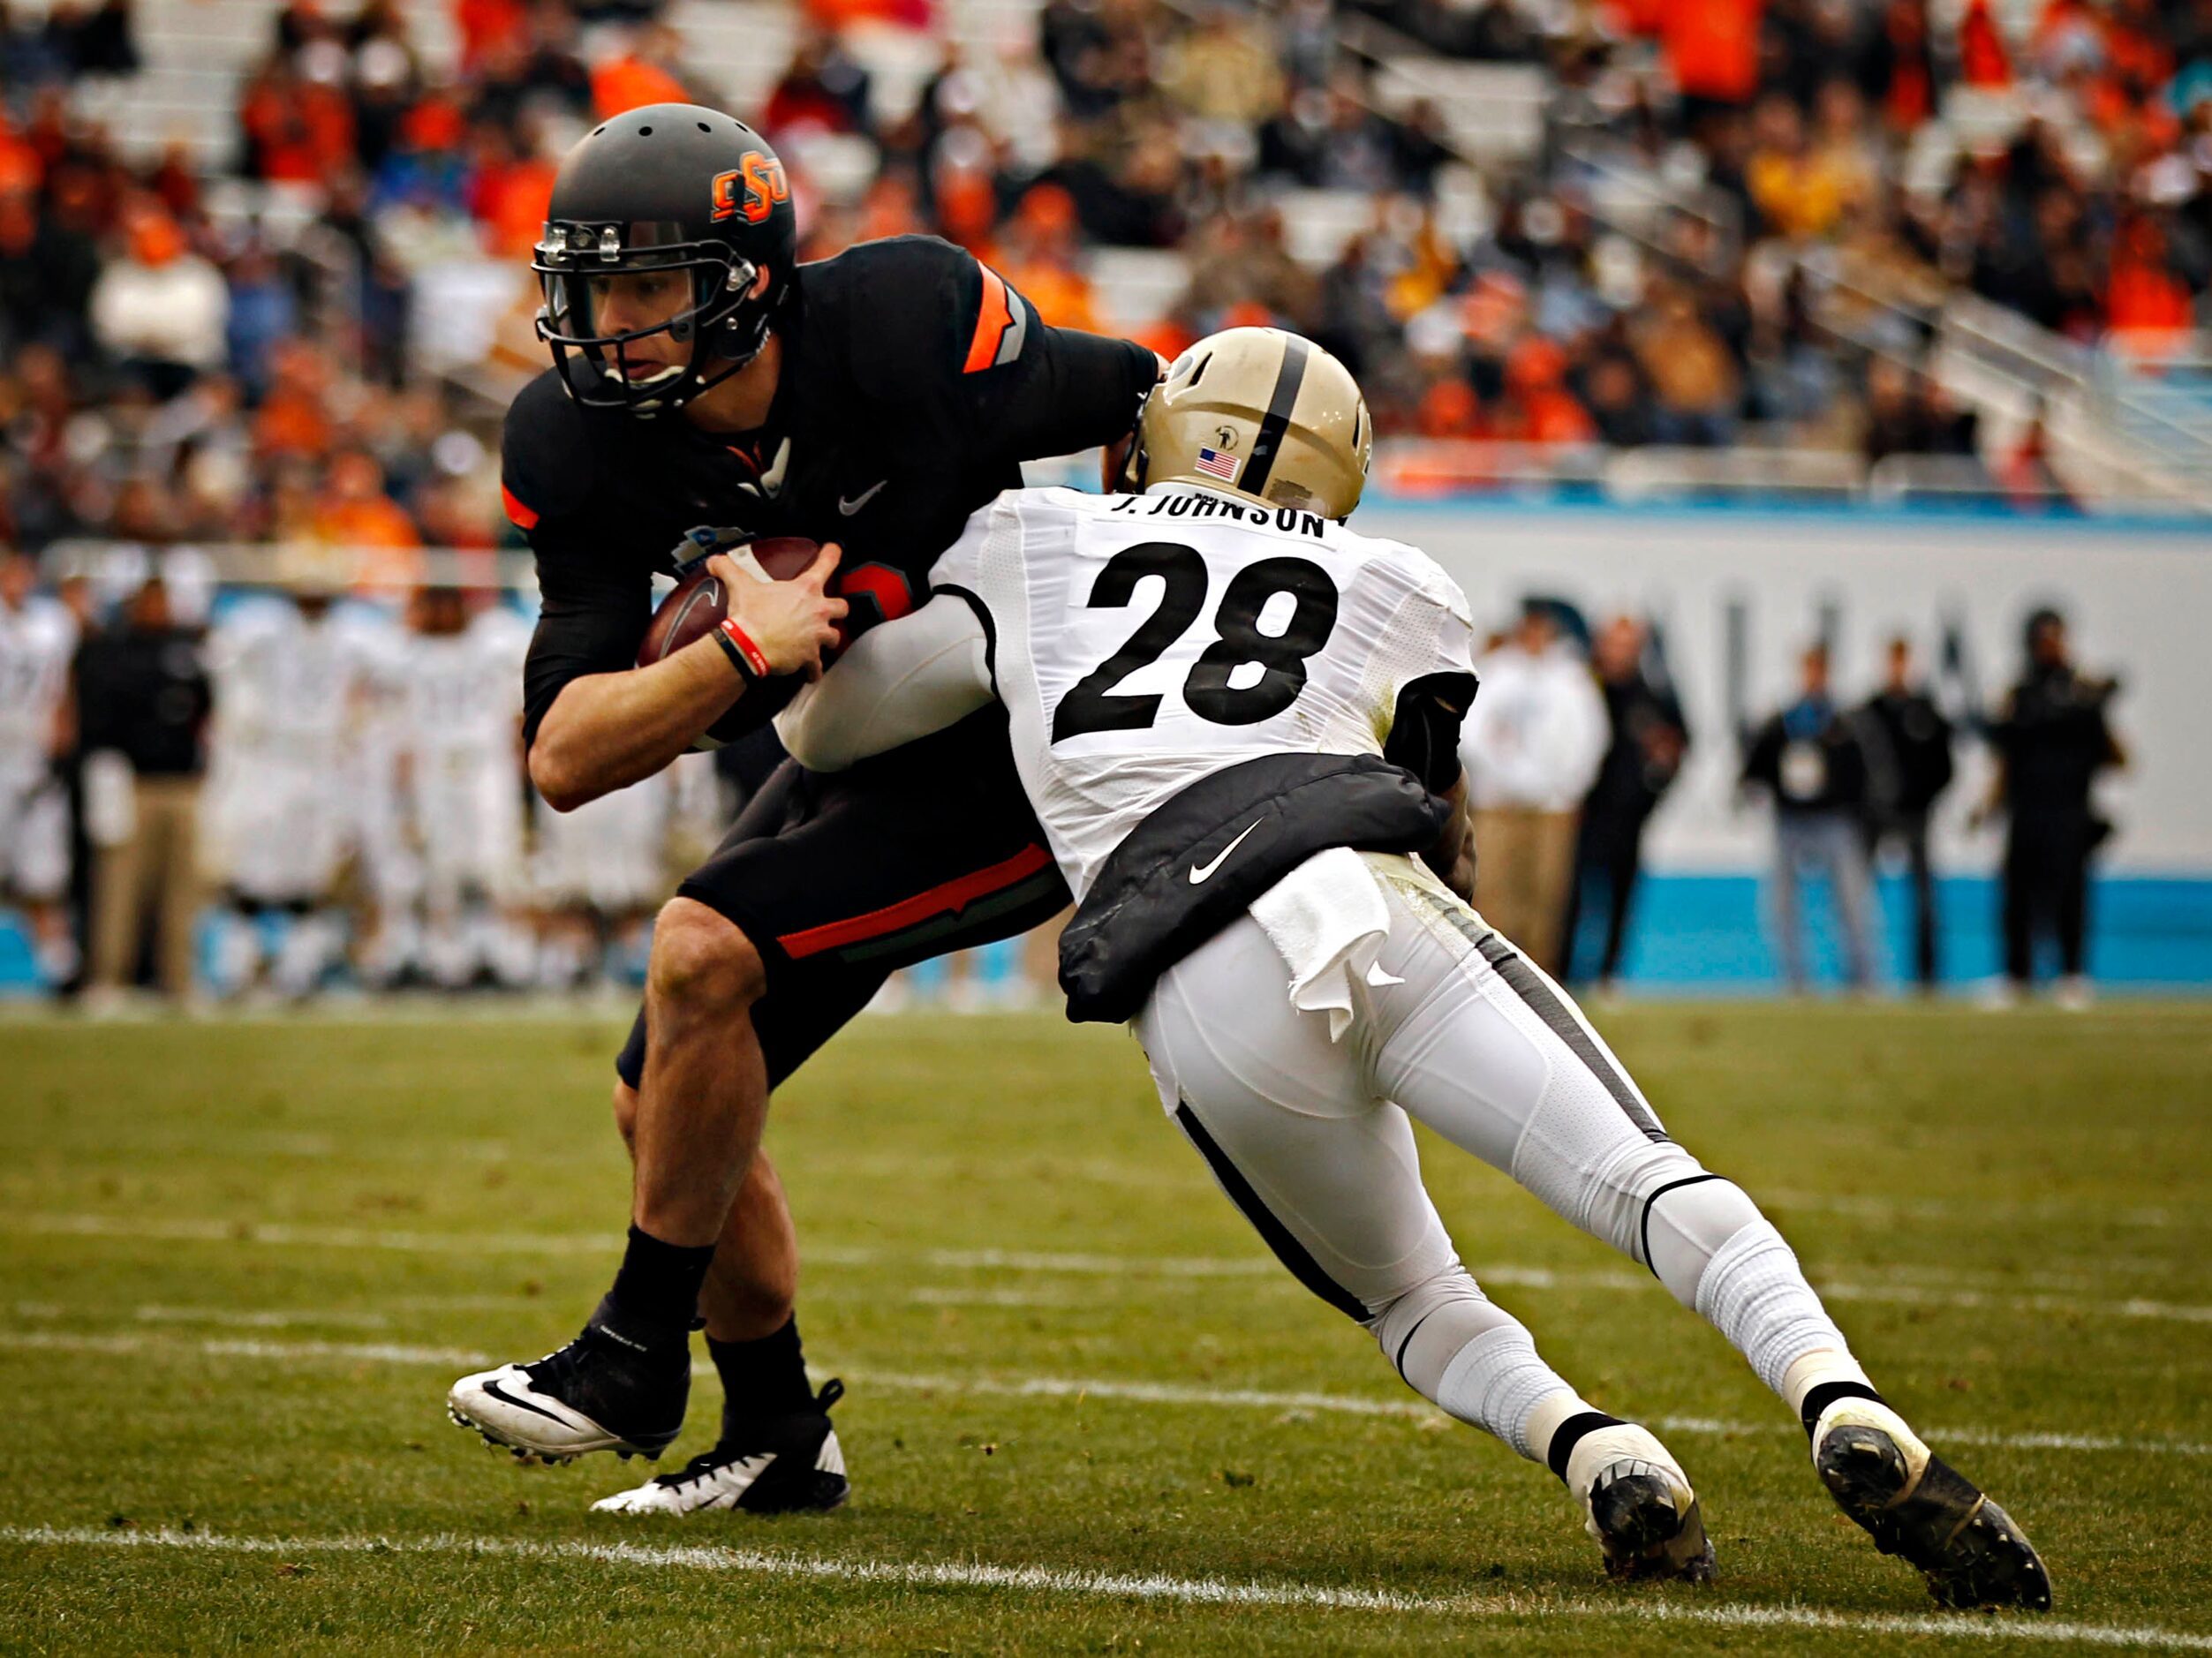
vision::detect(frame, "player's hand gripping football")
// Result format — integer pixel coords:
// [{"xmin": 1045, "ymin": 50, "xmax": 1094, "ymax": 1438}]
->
[{"xmin": 707, "ymin": 542, "xmax": 849, "ymax": 680}]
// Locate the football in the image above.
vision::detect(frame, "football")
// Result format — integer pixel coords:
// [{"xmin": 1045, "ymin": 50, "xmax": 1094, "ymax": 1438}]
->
[
  {"xmin": 636, "ymin": 536, "xmax": 827, "ymax": 667},
  {"xmin": 638, "ymin": 536, "xmax": 826, "ymax": 749}
]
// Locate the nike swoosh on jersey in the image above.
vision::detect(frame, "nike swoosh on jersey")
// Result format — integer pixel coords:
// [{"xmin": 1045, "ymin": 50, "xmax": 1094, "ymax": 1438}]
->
[
  {"xmin": 838, "ymin": 479, "xmax": 888, "ymax": 515},
  {"xmin": 1189, "ymin": 819, "xmax": 1264, "ymax": 885}
]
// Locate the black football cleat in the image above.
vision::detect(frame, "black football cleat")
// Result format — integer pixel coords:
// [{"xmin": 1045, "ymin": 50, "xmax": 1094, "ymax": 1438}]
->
[
  {"xmin": 1589, "ymin": 1458, "xmax": 1718, "ymax": 1583},
  {"xmin": 1816, "ymin": 1415, "xmax": 2053, "ymax": 1611},
  {"xmin": 448, "ymin": 1319, "xmax": 690, "ymax": 1465},
  {"xmin": 591, "ymin": 1379, "xmax": 850, "ymax": 1515}
]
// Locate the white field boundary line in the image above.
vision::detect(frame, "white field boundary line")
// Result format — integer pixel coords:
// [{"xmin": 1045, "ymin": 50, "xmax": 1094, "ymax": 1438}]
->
[
  {"xmin": 2, "ymin": 1526, "xmax": 2208, "ymax": 1651},
  {"xmin": 8, "ymin": 1291, "xmax": 1073, "ymax": 1330},
  {"xmin": 4, "ymin": 1329, "xmax": 2206, "ymax": 1462},
  {"xmin": 1761, "ymin": 1189, "xmax": 2197, "ymax": 1231},
  {"xmin": 16, "ymin": 1213, "xmax": 2212, "ymax": 1325}
]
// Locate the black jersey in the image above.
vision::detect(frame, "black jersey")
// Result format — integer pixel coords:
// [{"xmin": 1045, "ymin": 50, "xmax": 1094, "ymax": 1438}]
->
[{"xmin": 502, "ymin": 234, "xmax": 1158, "ymax": 745}]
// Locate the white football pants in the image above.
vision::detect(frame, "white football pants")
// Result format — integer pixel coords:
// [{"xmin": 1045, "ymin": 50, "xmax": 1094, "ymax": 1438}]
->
[{"xmin": 1134, "ymin": 855, "xmax": 1854, "ymax": 1461}]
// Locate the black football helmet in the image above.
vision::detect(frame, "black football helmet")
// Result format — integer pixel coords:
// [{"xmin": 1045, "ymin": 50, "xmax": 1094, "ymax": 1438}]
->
[{"xmin": 532, "ymin": 104, "xmax": 797, "ymax": 415}]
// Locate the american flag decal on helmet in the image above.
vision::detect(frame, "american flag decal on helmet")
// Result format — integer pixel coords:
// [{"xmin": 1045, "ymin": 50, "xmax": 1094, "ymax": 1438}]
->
[{"xmin": 1194, "ymin": 445, "xmax": 1240, "ymax": 482}]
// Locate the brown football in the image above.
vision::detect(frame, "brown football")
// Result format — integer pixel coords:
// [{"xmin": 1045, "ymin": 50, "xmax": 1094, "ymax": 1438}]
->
[
  {"xmin": 638, "ymin": 536, "xmax": 824, "ymax": 750},
  {"xmin": 636, "ymin": 536, "xmax": 826, "ymax": 667}
]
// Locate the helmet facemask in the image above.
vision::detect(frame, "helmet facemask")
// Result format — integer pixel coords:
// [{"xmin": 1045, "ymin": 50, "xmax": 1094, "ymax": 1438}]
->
[{"xmin": 534, "ymin": 221, "xmax": 777, "ymax": 416}]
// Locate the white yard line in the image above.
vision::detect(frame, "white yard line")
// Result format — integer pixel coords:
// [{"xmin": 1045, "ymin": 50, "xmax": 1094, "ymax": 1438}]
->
[
  {"xmin": 11, "ymin": 1293, "xmax": 1064, "ymax": 1328},
  {"xmin": 1762, "ymin": 1189, "xmax": 2194, "ymax": 1231},
  {"xmin": 899, "ymin": 1286, "xmax": 1076, "ymax": 1308},
  {"xmin": 5, "ymin": 1328, "xmax": 2207, "ymax": 1460},
  {"xmin": 2, "ymin": 1330, "xmax": 497, "ymax": 1369},
  {"xmin": 1, "ymin": 1525, "xmax": 2205, "ymax": 1650},
  {"xmin": 15, "ymin": 1212, "xmax": 2210, "ymax": 1324}
]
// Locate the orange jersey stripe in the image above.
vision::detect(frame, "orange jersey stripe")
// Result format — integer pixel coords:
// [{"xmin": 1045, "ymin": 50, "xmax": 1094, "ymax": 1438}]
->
[
  {"xmin": 963, "ymin": 265, "xmax": 1015, "ymax": 374},
  {"xmin": 501, "ymin": 483, "xmax": 540, "ymax": 531}
]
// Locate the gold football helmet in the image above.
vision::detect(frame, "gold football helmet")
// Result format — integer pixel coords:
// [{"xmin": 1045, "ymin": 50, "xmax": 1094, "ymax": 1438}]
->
[{"xmin": 1129, "ymin": 328, "xmax": 1371, "ymax": 520}]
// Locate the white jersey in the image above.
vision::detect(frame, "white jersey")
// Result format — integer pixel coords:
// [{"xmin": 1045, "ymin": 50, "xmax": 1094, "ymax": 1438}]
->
[
  {"xmin": 204, "ymin": 598, "xmax": 387, "ymax": 900},
  {"xmin": 391, "ymin": 607, "xmax": 530, "ymax": 899},
  {"xmin": 396, "ymin": 608, "xmax": 530, "ymax": 759},
  {"xmin": 207, "ymin": 599, "xmax": 374, "ymax": 758},
  {"xmin": 0, "ymin": 594, "xmax": 79, "ymax": 770},
  {"xmin": 930, "ymin": 485, "xmax": 1476, "ymax": 899}
]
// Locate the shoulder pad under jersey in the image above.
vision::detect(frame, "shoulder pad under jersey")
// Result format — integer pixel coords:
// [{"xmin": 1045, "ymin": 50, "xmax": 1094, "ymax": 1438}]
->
[
  {"xmin": 804, "ymin": 235, "xmax": 1030, "ymax": 405},
  {"xmin": 500, "ymin": 367, "xmax": 608, "ymax": 531}
]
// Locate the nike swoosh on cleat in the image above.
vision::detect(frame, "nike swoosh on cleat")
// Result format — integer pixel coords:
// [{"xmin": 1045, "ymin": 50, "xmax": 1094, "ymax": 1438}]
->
[
  {"xmin": 1189, "ymin": 820, "xmax": 1263, "ymax": 885},
  {"xmin": 838, "ymin": 479, "xmax": 887, "ymax": 515},
  {"xmin": 479, "ymin": 1376, "xmax": 576, "ymax": 1428}
]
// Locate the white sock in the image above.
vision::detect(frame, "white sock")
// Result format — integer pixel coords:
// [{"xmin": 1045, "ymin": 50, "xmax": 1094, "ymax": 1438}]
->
[
  {"xmin": 1695, "ymin": 1221, "xmax": 1851, "ymax": 1397},
  {"xmin": 1432, "ymin": 1325, "xmax": 1587, "ymax": 1462},
  {"xmin": 1781, "ymin": 1349, "xmax": 1872, "ymax": 1421}
]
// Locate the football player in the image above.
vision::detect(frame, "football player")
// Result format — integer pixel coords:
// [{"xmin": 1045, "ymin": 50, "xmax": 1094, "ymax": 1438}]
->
[
  {"xmin": 446, "ymin": 107, "xmax": 1161, "ymax": 1513},
  {"xmin": 766, "ymin": 328, "xmax": 2051, "ymax": 1608}
]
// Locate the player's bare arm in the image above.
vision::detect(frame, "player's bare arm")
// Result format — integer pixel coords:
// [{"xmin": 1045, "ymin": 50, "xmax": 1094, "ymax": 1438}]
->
[{"xmin": 531, "ymin": 546, "xmax": 845, "ymax": 811}]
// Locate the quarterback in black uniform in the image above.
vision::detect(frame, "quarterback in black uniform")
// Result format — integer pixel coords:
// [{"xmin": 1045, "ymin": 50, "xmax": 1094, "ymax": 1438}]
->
[{"xmin": 446, "ymin": 106, "xmax": 1160, "ymax": 1512}]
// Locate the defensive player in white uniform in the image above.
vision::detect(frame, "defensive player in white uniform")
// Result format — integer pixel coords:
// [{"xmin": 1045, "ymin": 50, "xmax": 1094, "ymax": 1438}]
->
[
  {"xmin": 0, "ymin": 549, "xmax": 79, "ymax": 991},
  {"xmin": 769, "ymin": 329, "xmax": 2050, "ymax": 1609}
]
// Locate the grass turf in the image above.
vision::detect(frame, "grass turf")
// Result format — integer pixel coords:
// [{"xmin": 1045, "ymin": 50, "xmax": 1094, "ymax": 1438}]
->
[{"xmin": 1, "ymin": 1000, "xmax": 2208, "ymax": 1654}]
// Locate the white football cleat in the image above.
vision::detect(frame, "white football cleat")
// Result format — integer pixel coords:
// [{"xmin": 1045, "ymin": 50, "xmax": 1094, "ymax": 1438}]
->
[
  {"xmin": 447, "ymin": 1321, "xmax": 688, "ymax": 1465},
  {"xmin": 592, "ymin": 1380, "xmax": 849, "ymax": 1516}
]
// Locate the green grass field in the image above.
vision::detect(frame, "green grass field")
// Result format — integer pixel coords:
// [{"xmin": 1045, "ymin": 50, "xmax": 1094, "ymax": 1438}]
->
[{"xmin": 2, "ymin": 1000, "xmax": 2208, "ymax": 1654}]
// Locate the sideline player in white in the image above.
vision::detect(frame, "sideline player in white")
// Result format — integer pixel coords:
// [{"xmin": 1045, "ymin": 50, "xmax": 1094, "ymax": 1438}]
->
[
  {"xmin": 202, "ymin": 552, "xmax": 374, "ymax": 999},
  {"xmin": 530, "ymin": 765, "xmax": 671, "ymax": 989},
  {"xmin": 765, "ymin": 329, "xmax": 2050, "ymax": 1607},
  {"xmin": 0, "ymin": 548, "xmax": 80, "ymax": 990},
  {"xmin": 381, "ymin": 585, "xmax": 535, "ymax": 989}
]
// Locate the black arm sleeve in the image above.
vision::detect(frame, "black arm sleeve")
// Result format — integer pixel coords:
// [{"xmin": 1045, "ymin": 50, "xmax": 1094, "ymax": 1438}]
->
[
  {"xmin": 502, "ymin": 370, "xmax": 653, "ymax": 750},
  {"xmin": 845, "ymin": 237, "xmax": 1156, "ymax": 465},
  {"xmin": 521, "ymin": 523, "xmax": 651, "ymax": 750},
  {"xmin": 965, "ymin": 315, "xmax": 1158, "ymax": 463},
  {"xmin": 1383, "ymin": 670, "xmax": 1480, "ymax": 795}
]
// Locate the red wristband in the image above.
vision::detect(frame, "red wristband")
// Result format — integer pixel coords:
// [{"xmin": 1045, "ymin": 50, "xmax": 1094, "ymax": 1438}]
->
[{"xmin": 716, "ymin": 615, "xmax": 772, "ymax": 682}]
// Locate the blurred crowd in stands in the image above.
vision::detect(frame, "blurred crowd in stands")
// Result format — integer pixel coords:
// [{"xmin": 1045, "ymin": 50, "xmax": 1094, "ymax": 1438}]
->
[{"xmin": 0, "ymin": 0, "xmax": 2204, "ymax": 566}]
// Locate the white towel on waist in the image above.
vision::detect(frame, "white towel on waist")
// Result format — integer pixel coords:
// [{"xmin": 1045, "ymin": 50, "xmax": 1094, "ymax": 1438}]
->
[{"xmin": 1247, "ymin": 846, "xmax": 1397, "ymax": 1042}]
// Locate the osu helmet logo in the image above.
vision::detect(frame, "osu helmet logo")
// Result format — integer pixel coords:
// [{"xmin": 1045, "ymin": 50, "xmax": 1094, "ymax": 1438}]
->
[{"xmin": 711, "ymin": 152, "xmax": 789, "ymax": 224}]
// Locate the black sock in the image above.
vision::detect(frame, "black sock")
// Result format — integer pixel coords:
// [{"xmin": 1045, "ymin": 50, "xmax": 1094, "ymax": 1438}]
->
[
  {"xmin": 1544, "ymin": 1410, "xmax": 1626, "ymax": 1484},
  {"xmin": 599, "ymin": 1225, "xmax": 715, "ymax": 1346},
  {"xmin": 1799, "ymin": 1379, "xmax": 1887, "ymax": 1442},
  {"xmin": 711, "ymin": 1316, "xmax": 815, "ymax": 1438}
]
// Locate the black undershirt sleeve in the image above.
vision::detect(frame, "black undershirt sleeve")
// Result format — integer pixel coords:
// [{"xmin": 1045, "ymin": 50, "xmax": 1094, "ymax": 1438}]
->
[
  {"xmin": 521, "ymin": 520, "xmax": 652, "ymax": 750},
  {"xmin": 1384, "ymin": 671, "xmax": 1481, "ymax": 795},
  {"xmin": 965, "ymin": 316, "xmax": 1157, "ymax": 464}
]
